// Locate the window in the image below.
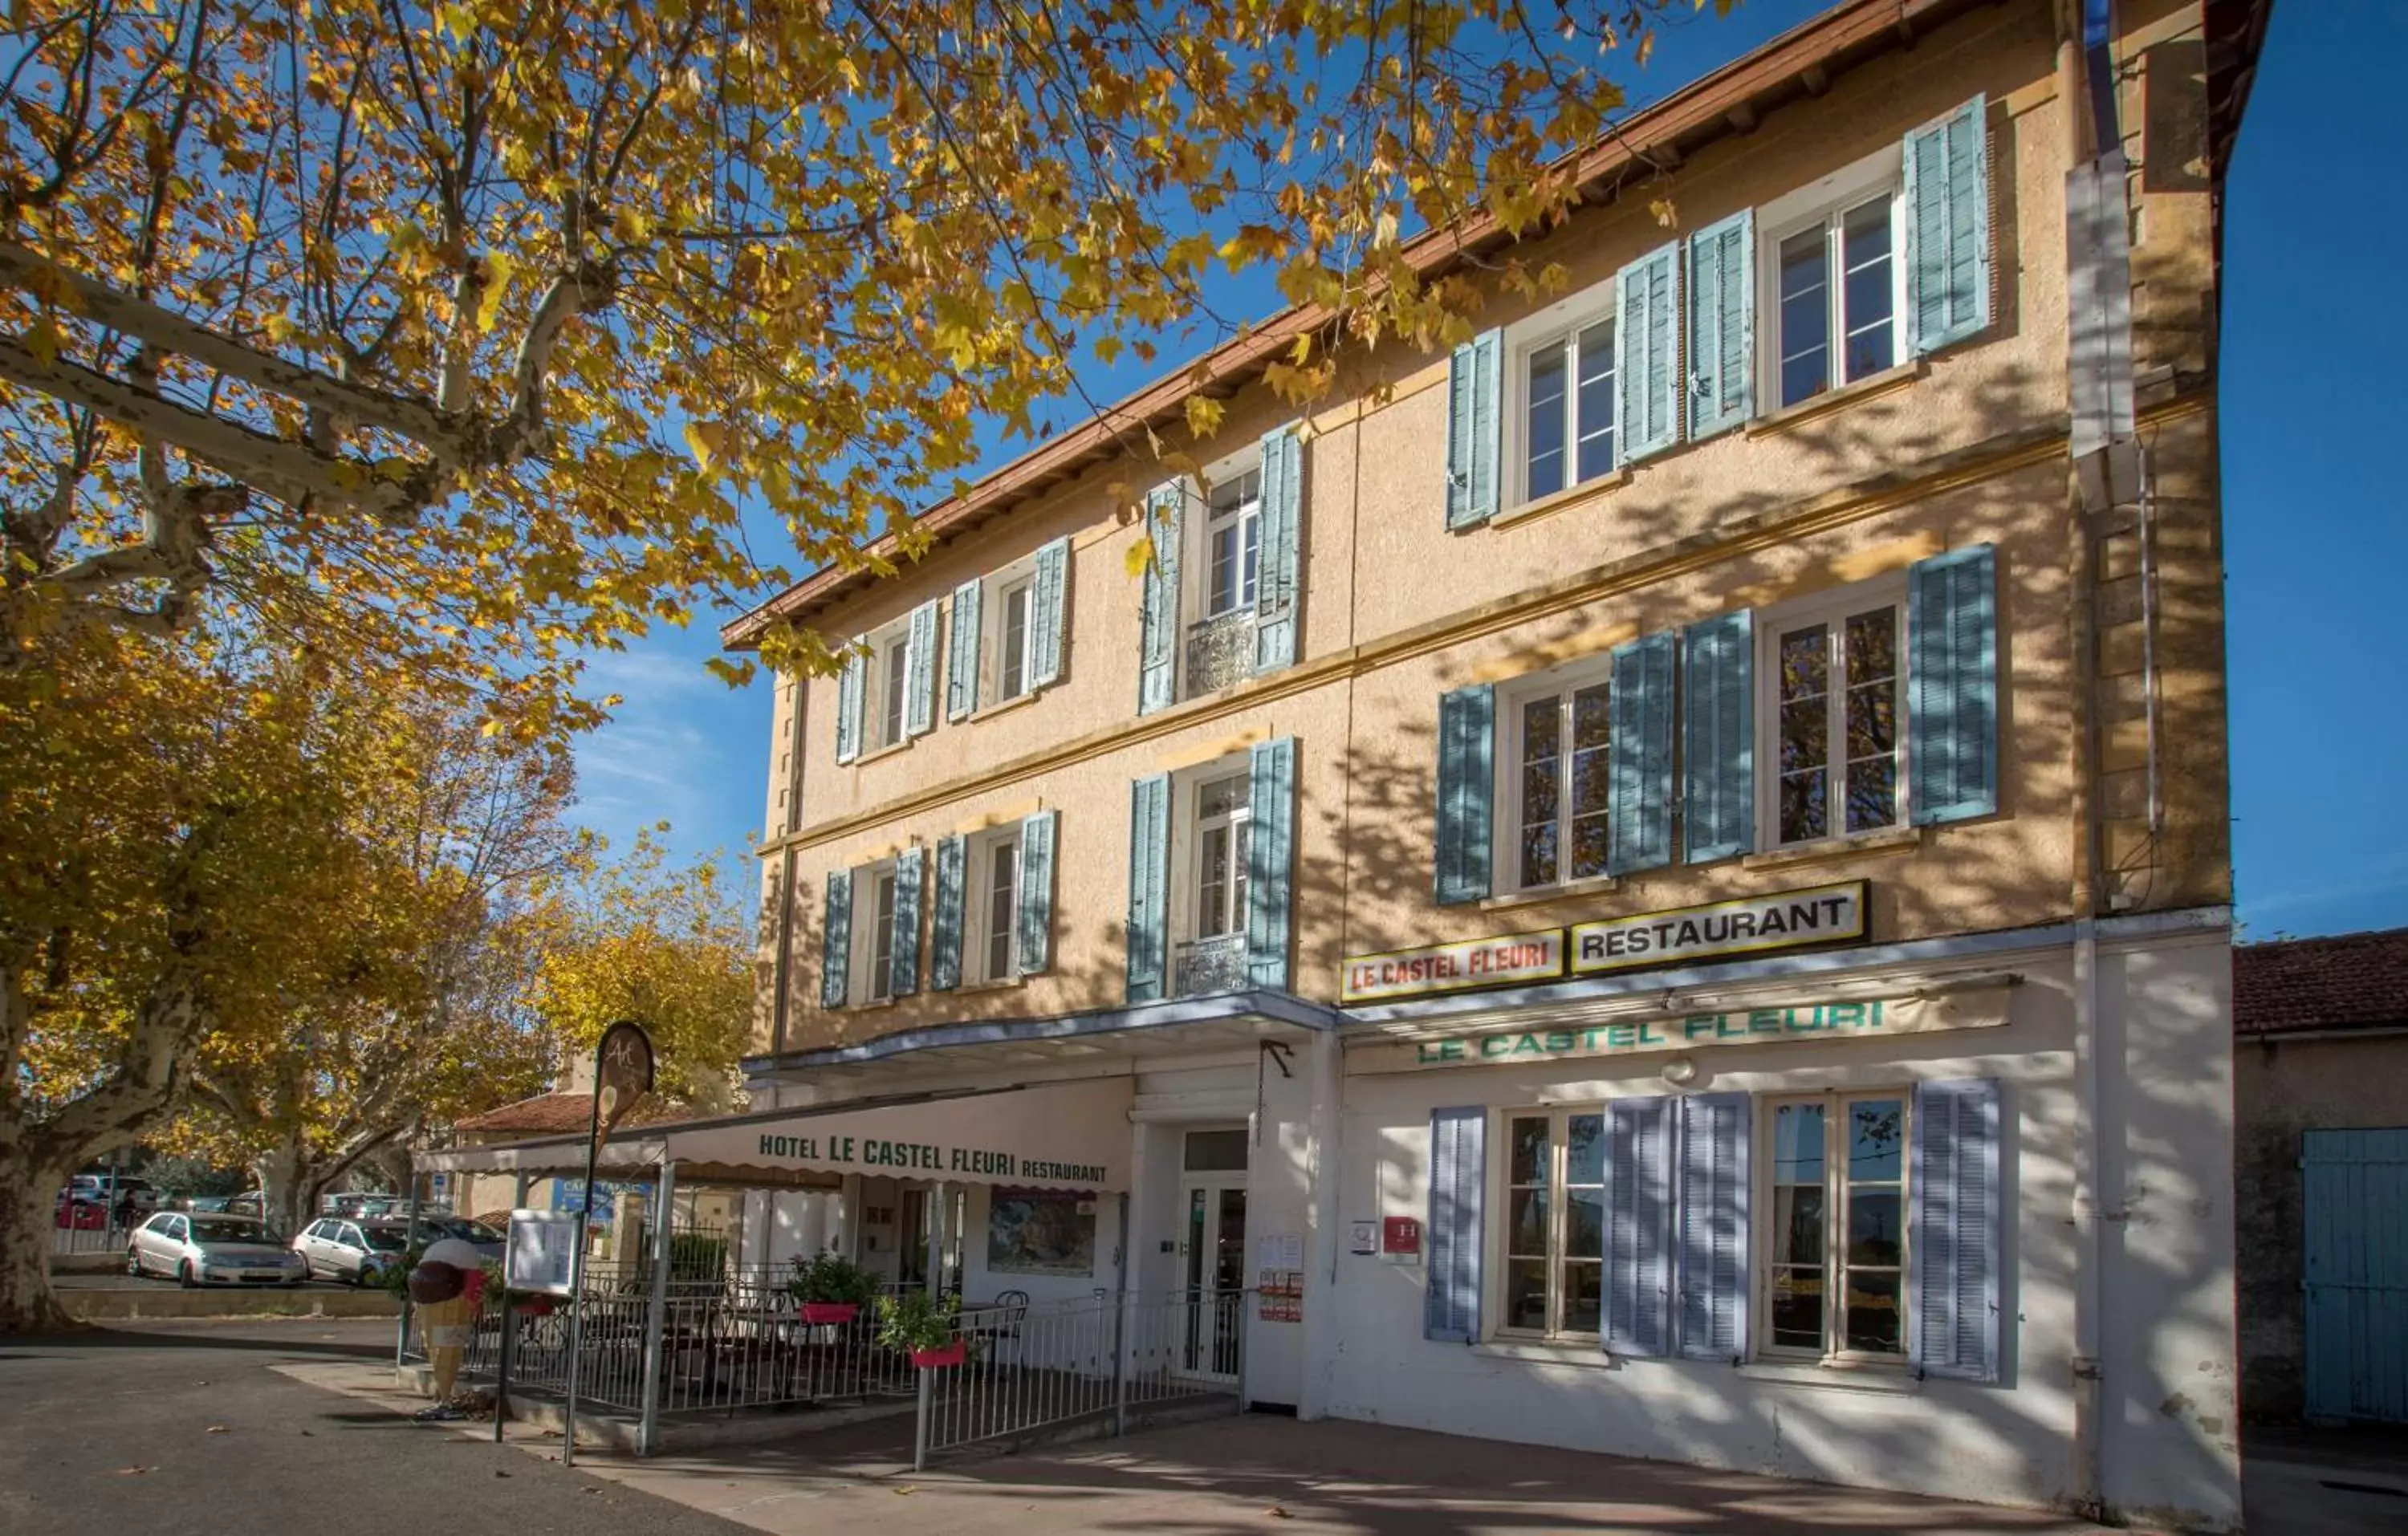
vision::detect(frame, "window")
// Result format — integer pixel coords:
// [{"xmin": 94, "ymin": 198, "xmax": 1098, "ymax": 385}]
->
[
  {"xmin": 1771, "ymin": 193, "xmax": 1902, "ymax": 409},
  {"xmin": 1500, "ymin": 1108, "xmax": 1605, "ymax": 1339},
  {"xmin": 1183, "ymin": 1128, "xmax": 1250, "ymax": 1172},
  {"xmin": 1768, "ymin": 597, "xmax": 1904, "ymax": 845},
  {"xmin": 1193, "ymin": 771, "xmax": 1251, "ymax": 940},
  {"xmin": 979, "ymin": 831, "xmax": 1020, "ymax": 981},
  {"xmin": 996, "ymin": 575, "xmax": 1034, "ymax": 701},
  {"xmin": 1205, "ymin": 469, "xmax": 1262, "ymax": 617},
  {"xmin": 1504, "ymin": 673, "xmax": 1612, "ymax": 890},
  {"xmin": 878, "ymin": 632, "xmax": 909, "ymax": 747},
  {"xmin": 1766, "ymin": 1094, "xmax": 1909, "ymax": 1359},
  {"xmin": 862, "ymin": 866, "xmax": 900, "ymax": 1002},
  {"xmin": 1520, "ymin": 318, "xmax": 1617, "ymax": 502}
]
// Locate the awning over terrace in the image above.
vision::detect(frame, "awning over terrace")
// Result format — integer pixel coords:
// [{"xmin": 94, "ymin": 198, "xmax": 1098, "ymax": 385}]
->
[{"xmin": 417, "ymin": 1075, "xmax": 1135, "ymax": 1193}]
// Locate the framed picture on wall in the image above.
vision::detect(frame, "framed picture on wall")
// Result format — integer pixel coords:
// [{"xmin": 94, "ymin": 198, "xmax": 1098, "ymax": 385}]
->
[{"xmin": 986, "ymin": 1188, "xmax": 1096, "ymax": 1277}]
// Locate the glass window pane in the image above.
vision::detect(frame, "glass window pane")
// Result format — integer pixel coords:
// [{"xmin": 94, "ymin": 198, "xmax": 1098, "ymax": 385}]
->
[
  {"xmin": 1519, "ymin": 697, "xmax": 1562, "ymax": 888},
  {"xmin": 1507, "ymin": 1189, "xmax": 1550, "ymax": 1255},
  {"xmin": 1574, "ymin": 320, "xmax": 1617, "ymax": 482},
  {"xmin": 1845, "ymin": 608, "xmax": 1898, "ymax": 689},
  {"xmin": 1001, "ymin": 583, "xmax": 1031, "ymax": 697},
  {"xmin": 1509, "ymin": 1116, "xmax": 1550, "ymax": 1187},
  {"xmin": 1240, "ymin": 513, "xmax": 1260, "ymax": 607},
  {"xmin": 1849, "ymin": 1100, "xmax": 1905, "ymax": 1181},
  {"xmin": 1781, "ymin": 770, "xmax": 1830, "ymax": 843},
  {"xmin": 1848, "ymin": 1190, "xmax": 1904, "ymax": 1266},
  {"xmin": 1198, "ymin": 774, "xmax": 1247, "ymax": 819},
  {"xmin": 1566, "ymin": 1189, "xmax": 1604, "ymax": 1258},
  {"xmin": 1778, "ymin": 227, "xmax": 1832, "ymax": 406},
  {"xmin": 1846, "ymin": 681, "xmax": 1897, "ymax": 759},
  {"xmin": 1231, "ymin": 822, "xmax": 1250, "ymax": 929},
  {"xmin": 1565, "ymin": 1113, "xmax": 1604, "ymax": 1185},
  {"xmin": 1772, "ymin": 1267, "xmax": 1825, "ymax": 1351},
  {"xmin": 1773, "ymin": 1185, "xmax": 1826, "ymax": 1267},
  {"xmin": 1780, "ymin": 624, "xmax": 1829, "ymax": 702},
  {"xmin": 1209, "ymin": 525, "xmax": 1238, "ymax": 615},
  {"xmin": 1568, "ymin": 681, "xmax": 1611, "ymax": 881},
  {"xmin": 1844, "ymin": 1269, "xmax": 1902, "ymax": 1353},
  {"xmin": 1525, "ymin": 342, "xmax": 1569, "ymax": 500},
  {"xmin": 1773, "ymin": 1103, "xmax": 1826, "ymax": 1183},
  {"xmin": 1505, "ymin": 1259, "xmax": 1550, "ymax": 1331},
  {"xmin": 1779, "ymin": 698, "xmax": 1828, "ymax": 775},
  {"xmin": 1564, "ymin": 1261, "xmax": 1602, "ymax": 1335},
  {"xmin": 1182, "ymin": 1128, "xmax": 1250, "ymax": 1172},
  {"xmin": 1841, "ymin": 199, "xmax": 1896, "ymax": 382},
  {"xmin": 1845, "ymin": 756, "xmax": 1898, "ymax": 835}
]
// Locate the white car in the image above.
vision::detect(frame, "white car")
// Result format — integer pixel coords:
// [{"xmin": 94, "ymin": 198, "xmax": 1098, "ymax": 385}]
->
[{"xmin": 127, "ymin": 1211, "xmax": 307, "ymax": 1287}]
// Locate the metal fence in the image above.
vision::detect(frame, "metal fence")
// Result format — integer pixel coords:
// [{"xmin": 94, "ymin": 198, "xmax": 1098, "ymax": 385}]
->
[
  {"xmin": 400, "ymin": 1266, "xmax": 1247, "ymax": 1465},
  {"xmin": 916, "ymin": 1289, "xmax": 1246, "ymax": 1467},
  {"xmin": 50, "ymin": 1217, "xmax": 132, "ymax": 1258}
]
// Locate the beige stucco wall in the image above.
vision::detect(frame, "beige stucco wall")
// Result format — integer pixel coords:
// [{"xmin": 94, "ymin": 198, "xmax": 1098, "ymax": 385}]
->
[{"xmin": 747, "ymin": 0, "xmax": 2231, "ymax": 1059}]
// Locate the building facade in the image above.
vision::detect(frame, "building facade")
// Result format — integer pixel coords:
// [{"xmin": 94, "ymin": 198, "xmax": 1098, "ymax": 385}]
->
[
  {"xmin": 2233, "ymin": 929, "xmax": 2408, "ymax": 1427},
  {"xmin": 722, "ymin": 0, "xmax": 2260, "ymax": 1526}
]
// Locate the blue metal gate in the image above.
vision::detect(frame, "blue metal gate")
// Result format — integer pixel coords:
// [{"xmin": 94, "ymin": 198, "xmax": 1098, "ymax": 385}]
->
[{"xmin": 2303, "ymin": 1128, "xmax": 2408, "ymax": 1423}]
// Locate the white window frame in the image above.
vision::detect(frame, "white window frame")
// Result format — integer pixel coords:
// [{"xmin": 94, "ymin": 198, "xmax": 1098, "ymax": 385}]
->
[
  {"xmin": 1202, "ymin": 464, "xmax": 1263, "ymax": 620},
  {"xmin": 860, "ymin": 618, "xmax": 913, "ymax": 753},
  {"xmin": 1172, "ymin": 446, "xmax": 1265, "ymax": 706},
  {"xmin": 983, "ymin": 564, "xmax": 1039, "ymax": 706},
  {"xmin": 851, "ymin": 859, "xmax": 901, "ymax": 1003},
  {"xmin": 1165, "ymin": 754, "xmax": 1254, "ymax": 965},
  {"xmin": 1500, "ymin": 278, "xmax": 1620, "ymax": 512},
  {"xmin": 1494, "ymin": 657, "xmax": 1616, "ymax": 895},
  {"xmin": 1755, "ymin": 144, "xmax": 1908, "ymax": 413},
  {"xmin": 962, "ymin": 827, "xmax": 1022, "ymax": 984},
  {"xmin": 1757, "ymin": 1089, "xmax": 1913, "ymax": 1366},
  {"xmin": 1755, "ymin": 575, "xmax": 1910, "ymax": 850},
  {"xmin": 1490, "ymin": 1103, "xmax": 1606, "ymax": 1344}
]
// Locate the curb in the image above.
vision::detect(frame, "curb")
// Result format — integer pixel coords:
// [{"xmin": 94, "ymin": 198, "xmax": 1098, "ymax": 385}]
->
[{"xmin": 61, "ymin": 1286, "xmax": 401, "ymax": 1322}]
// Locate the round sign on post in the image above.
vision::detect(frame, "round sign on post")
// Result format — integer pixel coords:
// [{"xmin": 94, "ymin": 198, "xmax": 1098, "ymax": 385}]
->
[{"xmin": 592, "ymin": 1018, "xmax": 657, "ymax": 1154}]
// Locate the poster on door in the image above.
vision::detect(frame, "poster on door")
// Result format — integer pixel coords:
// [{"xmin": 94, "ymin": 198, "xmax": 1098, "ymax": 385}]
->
[{"xmin": 1257, "ymin": 1267, "xmax": 1303, "ymax": 1323}]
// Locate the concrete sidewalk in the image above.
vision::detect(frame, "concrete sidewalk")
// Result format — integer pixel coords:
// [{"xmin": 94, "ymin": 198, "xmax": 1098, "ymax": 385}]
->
[{"xmin": 283, "ymin": 1358, "xmax": 2121, "ymax": 1534}]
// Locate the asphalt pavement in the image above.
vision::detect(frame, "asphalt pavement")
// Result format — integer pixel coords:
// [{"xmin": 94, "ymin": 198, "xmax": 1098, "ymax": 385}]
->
[{"xmin": 0, "ymin": 1318, "xmax": 747, "ymax": 1536}]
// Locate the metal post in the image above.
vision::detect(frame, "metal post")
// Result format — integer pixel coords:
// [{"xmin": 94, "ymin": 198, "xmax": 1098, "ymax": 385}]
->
[
  {"xmin": 1111, "ymin": 1193, "xmax": 1130, "ymax": 1438},
  {"xmin": 1234, "ymin": 1282, "xmax": 1251, "ymax": 1419},
  {"xmin": 913, "ymin": 1359, "xmax": 932, "ymax": 1472},
  {"xmin": 636, "ymin": 1154, "xmax": 677, "ymax": 1457},
  {"xmin": 560, "ymin": 1078, "xmax": 608, "ymax": 1469},
  {"xmin": 395, "ymin": 1167, "xmax": 422, "ymax": 1371},
  {"xmin": 493, "ymin": 1294, "xmax": 514, "ymax": 1445}
]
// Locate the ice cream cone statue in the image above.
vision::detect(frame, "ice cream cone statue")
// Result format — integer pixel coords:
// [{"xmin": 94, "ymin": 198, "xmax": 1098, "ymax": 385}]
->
[{"xmin": 409, "ymin": 1237, "xmax": 490, "ymax": 1420}]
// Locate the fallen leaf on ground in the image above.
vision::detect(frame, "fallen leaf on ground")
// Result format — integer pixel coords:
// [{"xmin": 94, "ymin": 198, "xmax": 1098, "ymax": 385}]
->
[
  {"xmin": 205, "ymin": 1425, "xmax": 228, "ymax": 1434},
  {"xmin": 298, "ymin": 1430, "xmax": 313, "ymax": 1437},
  {"xmin": 893, "ymin": 1485, "xmax": 916, "ymax": 1495},
  {"xmin": 116, "ymin": 1467, "xmax": 152, "ymax": 1477},
  {"xmin": 1265, "ymin": 1507, "xmax": 1291, "ymax": 1518},
  {"xmin": 494, "ymin": 1469, "xmax": 510, "ymax": 1478}
]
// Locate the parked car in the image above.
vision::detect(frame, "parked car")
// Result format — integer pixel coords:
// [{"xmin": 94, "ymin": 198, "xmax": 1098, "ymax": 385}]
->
[
  {"xmin": 69, "ymin": 1172, "xmax": 158, "ymax": 1209},
  {"xmin": 54, "ymin": 1191, "xmax": 107, "ymax": 1229},
  {"xmin": 293, "ymin": 1217, "xmax": 413, "ymax": 1284},
  {"xmin": 127, "ymin": 1212, "xmax": 307, "ymax": 1287},
  {"xmin": 416, "ymin": 1214, "xmax": 502, "ymax": 1261}
]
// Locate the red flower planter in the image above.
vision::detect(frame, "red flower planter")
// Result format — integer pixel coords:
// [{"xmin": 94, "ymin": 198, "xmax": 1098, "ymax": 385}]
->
[
  {"xmin": 909, "ymin": 1339, "xmax": 966, "ymax": 1368},
  {"xmin": 799, "ymin": 1302, "xmax": 860, "ymax": 1325}
]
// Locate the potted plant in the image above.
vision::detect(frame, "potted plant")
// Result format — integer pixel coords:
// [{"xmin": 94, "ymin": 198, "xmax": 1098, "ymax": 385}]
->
[
  {"xmin": 787, "ymin": 1251, "xmax": 880, "ymax": 1325},
  {"xmin": 877, "ymin": 1290, "xmax": 964, "ymax": 1367}
]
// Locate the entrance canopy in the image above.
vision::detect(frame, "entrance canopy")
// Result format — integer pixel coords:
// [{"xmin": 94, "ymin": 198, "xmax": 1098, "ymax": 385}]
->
[{"xmin": 418, "ymin": 1076, "xmax": 1135, "ymax": 1193}]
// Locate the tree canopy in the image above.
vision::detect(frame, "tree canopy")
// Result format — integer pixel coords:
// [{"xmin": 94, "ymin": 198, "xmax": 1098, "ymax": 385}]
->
[{"xmin": 2, "ymin": 0, "xmax": 1686, "ymax": 724}]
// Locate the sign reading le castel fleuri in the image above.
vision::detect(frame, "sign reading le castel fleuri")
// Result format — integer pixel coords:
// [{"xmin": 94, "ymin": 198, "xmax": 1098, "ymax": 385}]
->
[{"xmin": 1339, "ymin": 881, "xmax": 1869, "ymax": 1004}]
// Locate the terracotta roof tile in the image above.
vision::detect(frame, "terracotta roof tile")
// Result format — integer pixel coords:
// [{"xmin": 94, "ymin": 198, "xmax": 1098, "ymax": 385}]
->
[{"xmin": 2233, "ymin": 929, "xmax": 2408, "ymax": 1037}]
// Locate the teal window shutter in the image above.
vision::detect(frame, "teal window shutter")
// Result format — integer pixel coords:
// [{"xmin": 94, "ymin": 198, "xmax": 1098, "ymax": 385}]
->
[
  {"xmin": 929, "ymin": 834, "xmax": 966, "ymax": 991},
  {"xmin": 1910, "ymin": 1077, "xmax": 2003, "ymax": 1383},
  {"xmin": 889, "ymin": 845, "xmax": 924, "ymax": 996},
  {"xmin": 1434, "ymin": 684, "xmax": 1494, "ymax": 905},
  {"xmin": 1675, "ymin": 1092, "xmax": 1751, "ymax": 1362},
  {"xmin": 1682, "ymin": 611, "xmax": 1754, "ymax": 863},
  {"xmin": 1908, "ymin": 543, "xmax": 1999, "ymax": 824},
  {"xmin": 1244, "ymin": 736, "xmax": 1296, "ymax": 989},
  {"xmin": 1604, "ymin": 1095, "xmax": 1677, "ymax": 1357},
  {"xmin": 1255, "ymin": 425, "xmax": 1303, "ymax": 673},
  {"xmin": 834, "ymin": 648, "xmax": 864, "ymax": 765},
  {"xmin": 1906, "ymin": 95, "xmax": 1992, "ymax": 356},
  {"xmin": 1125, "ymin": 774, "xmax": 1171, "ymax": 1002},
  {"xmin": 1030, "ymin": 536, "xmax": 1070, "ymax": 689},
  {"xmin": 820, "ymin": 868, "xmax": 852, "ymax": 1007},
  {"xmin": 1686, "ymin": 210, "xmax": 1755, "ymax": 438},
  {"xmin": 1137, "ymin": 485, "xmax": 1183, "ymax": 714},
  {"xmin": 1016, "ymin": 809, "xmax": 1057, "ymax": 974},
  {"xmin": 946, "ymin": 579, "xmax": 982, "ymax": 721},
  {"xmin": 1445, "ymin": 328, "xmax": 1502, "ymax": 529},
  {"xmin": 1425, "ymin": 1107, "xmax": 1487, "ymax": 1343},
  {"xmin": 904, "ymin": 600, "xmax": 939, "ymax": 738},
  {"xmin": 1606, "ymin": 632, "xmax": 1677, "ymax": 876},
  {"xmin": 1617, "ymin": 242, "xmax": 1682, "ymax": 462}
]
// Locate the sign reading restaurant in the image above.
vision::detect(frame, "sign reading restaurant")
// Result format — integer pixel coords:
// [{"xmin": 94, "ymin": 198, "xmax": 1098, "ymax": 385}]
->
[{"xmin": 1337, "ymin": 882, "xmax": 1870, "ymax": 1003}]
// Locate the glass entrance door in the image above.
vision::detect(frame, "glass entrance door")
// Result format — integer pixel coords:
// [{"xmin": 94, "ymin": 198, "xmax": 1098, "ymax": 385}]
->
[{"xmin": 1179, "ymin": 1180, "xmax": 1247, "ymax": 1382}]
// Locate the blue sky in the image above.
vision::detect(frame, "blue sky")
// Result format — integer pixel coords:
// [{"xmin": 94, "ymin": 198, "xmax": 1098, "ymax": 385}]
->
[{"xmin": 567, "ymin": 0, "xmax": 2406, "ymax": 943}]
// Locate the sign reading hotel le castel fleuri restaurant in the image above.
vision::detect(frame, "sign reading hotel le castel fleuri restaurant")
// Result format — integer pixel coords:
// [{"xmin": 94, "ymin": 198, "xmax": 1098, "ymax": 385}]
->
[{"xmin": 1338, "ymin": 882, "xmax": 1869, "ymax": 1004}]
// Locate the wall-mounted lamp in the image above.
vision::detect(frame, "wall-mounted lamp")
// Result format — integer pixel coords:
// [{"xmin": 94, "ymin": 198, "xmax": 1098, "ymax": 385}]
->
[{"xmin": 1661, "ymin": 1055, "xmax": 1702, "ymax": 1088}]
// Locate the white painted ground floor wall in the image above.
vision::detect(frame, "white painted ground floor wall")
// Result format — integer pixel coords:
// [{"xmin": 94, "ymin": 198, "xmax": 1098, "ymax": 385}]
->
[{"xmin": 1308, "ymin": 919, "xmax": 2239, "ymax": 1531}]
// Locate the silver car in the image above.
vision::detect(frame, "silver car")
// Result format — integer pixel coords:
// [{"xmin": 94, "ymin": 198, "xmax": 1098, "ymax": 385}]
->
[
  {"xmin": 293, "ymin": 1217, "xmax": 412, "ymax": 1284},
  {"xmin": 127, "ymin": 1211, "xmax": 307, "ymax": 1287}
]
